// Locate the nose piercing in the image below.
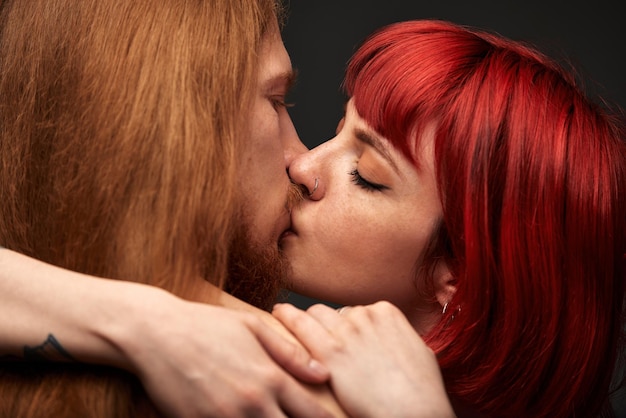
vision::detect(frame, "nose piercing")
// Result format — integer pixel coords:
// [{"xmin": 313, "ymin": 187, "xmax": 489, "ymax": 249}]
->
[{"xmin": 309, "ymin": 178, "xmax": 319, "ymax": 197}]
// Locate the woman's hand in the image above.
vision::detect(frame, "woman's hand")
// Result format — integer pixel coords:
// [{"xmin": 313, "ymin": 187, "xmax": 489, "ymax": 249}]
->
[{"xmin": 272, "ymin": 301, "xmax": 456, "ymax": 418}]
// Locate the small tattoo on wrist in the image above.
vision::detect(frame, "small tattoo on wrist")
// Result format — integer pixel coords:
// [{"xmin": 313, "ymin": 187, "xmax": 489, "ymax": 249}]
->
[{"xmin": 23, "ymin": 334, "xmax": 77, "ymax": 362}]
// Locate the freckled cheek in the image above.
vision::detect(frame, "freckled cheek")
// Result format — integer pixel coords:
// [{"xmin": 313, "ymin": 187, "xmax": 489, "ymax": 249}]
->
[
  {"xmin": 348, "ymin": 223, "xmax": 423, "ymax": 278},
  {"xmin": 321, "ymin": 213, "xmax": 385, "ymax": 261}
]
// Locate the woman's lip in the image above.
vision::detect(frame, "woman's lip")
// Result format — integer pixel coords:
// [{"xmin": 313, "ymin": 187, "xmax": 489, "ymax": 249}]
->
[
  {"xmin": 280, "ymin": 228, "xmax": 295, "ymax": 240},
  {"xmin": 277, "ymin": 210, "xmax": 293, "ymax": 240},
  {"xmin": 278, "ymin": 228, "xmax": 295, "ymax": 250}
]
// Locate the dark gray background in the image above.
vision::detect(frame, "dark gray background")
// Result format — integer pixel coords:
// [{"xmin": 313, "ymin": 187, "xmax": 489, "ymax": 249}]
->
[{"xmin": 279, "ymin": 2, "xmax": 625, "ymax": 413}]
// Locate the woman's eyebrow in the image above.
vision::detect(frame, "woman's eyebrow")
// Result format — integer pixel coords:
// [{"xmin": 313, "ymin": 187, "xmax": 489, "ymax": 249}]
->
[{"xmin": 354, "ymin": 128, "xmax": 399, "ymax": 174}]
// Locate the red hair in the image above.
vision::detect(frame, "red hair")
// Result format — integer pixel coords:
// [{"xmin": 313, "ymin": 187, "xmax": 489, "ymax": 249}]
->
[{"xmin": 345, "ymin": 20, "xmax": 626, "ymax": 418}]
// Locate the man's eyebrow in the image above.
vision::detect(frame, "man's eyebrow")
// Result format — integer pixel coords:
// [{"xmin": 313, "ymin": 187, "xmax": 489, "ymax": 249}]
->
[
  {"xmin": 264, "ymin": 68, "xmax": 298, "ymax": 92},
  {"xmin": 354, "ymin": 128, "xmax": 399, "ymax": 174}
]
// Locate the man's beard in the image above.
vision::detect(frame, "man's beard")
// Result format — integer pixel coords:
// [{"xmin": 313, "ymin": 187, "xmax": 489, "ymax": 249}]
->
[
  {"xmin": 225, "ymin": 224, "xmax": 289, "ymax": 311},
  {"xmin": 225, "ymin": 183, "xmax": 306, "ymax": 311}
]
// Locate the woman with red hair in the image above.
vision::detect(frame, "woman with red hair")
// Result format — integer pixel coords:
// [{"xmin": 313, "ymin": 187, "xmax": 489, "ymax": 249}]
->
[{"xmin": 276, "ymin": 19, "xmax": 625, "ymax": 418}]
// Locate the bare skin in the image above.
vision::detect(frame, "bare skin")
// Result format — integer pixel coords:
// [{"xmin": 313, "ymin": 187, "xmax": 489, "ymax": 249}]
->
[{"xmin": 0, "ymin": 249, "xmax": 344, "ymax": 418}]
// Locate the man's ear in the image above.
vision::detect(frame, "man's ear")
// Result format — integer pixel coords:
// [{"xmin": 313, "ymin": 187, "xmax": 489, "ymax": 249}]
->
[{"xmin": 433, "ymin": 262, "xmax": 456, "ymax": 309}]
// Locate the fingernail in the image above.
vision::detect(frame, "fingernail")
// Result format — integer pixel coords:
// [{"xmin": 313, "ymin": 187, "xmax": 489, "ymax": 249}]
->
[{"xmin": 309, "ymin": 359, "xmax": 329, "ymax": 377}]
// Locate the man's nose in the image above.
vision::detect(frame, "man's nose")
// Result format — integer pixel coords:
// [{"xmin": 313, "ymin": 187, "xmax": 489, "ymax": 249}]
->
[{"xmin": 283, "ymin": 133, "xmax": 308, "ymax": 168}]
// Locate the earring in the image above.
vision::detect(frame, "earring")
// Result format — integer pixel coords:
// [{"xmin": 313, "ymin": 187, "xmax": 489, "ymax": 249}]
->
[{"xmin": 442, "ymin": 302, "xmax": 461, "ymax": 322}]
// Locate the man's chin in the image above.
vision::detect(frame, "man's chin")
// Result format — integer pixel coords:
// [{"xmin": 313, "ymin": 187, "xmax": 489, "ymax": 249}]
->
[{"xmin": 225, "ymin": 226, "xmax": 290, "ymax": 311}]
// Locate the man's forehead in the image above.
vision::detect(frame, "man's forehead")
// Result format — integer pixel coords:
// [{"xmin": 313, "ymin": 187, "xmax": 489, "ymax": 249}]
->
[{"xmin": 257, "ymin": 30, "xmax": 294, "ymax": 86}]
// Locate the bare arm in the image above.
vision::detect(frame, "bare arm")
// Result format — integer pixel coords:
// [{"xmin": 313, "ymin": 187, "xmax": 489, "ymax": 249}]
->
[
  {"xmin": 0, "ymin": 248, "xmax": 134, "ymax": 364},
  {"xmin": 0, "ymin": 248, "xmax": 346, "ymax": 417}
]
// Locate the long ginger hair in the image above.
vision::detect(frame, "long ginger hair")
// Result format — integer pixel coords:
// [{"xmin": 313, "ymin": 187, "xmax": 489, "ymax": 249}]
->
[{"xmin": 0, "ymin": 0, "xmax": 282, "ymax": 416}]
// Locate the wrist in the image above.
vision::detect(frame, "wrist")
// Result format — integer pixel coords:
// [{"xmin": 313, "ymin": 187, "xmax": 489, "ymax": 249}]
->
[
  {"xmin": 88, "ymin": 281, "xmax": 179, "ymax": 373},
  {"xmin": 0, "ymin": 250, "xmax": 160, "ymax": 367}
]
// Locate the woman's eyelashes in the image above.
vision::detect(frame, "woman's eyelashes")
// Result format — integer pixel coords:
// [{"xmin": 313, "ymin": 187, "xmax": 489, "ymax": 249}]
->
[{"xmin": 350, "ymin": 169, "xmax": 388, "ymax": 192}]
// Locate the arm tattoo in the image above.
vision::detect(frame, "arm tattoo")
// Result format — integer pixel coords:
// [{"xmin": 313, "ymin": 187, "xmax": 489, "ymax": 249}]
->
[
  {"xmin": 0, "ymin": 334, "xmax": 77, "ymax": 362},
  {"xmin": 0, "ymin": 249, "xmax": 77, "ymax": 362},
  {"xmin": 24, "ymin": 334, "xmax": 77, "ymax": 362}
]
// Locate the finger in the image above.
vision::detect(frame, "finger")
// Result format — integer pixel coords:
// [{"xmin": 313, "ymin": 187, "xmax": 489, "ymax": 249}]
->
[
  {"xmin": 278, "ymin": 377, "xmax": 337, "ymax": 418},
  {"xmin": 251, "ymin": 312, "xmax": 329, "ymax": 384},
  {"xmin": 354, "ymin": 301, "xmax": 416, "ymax": 337},
  {"xmin": 335, "ymin": 306, "xmax": 351, "ymax": 315},
  {"xmin": 307, "ymin": 304, "xmax": 369, "ymax": 336},
  {"xmin": 272, "ymin": 304, "xmax": 338, "ymax": 358},
  {"xmin": 305, "ymin": 303, "xmax": 347, "ymax": 330}
]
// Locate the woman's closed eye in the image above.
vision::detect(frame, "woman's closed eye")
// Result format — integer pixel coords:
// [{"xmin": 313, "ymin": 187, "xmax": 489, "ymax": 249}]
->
[{"xmin": 350, "ymin": 169, "xmax": 388, "ymax": 192}]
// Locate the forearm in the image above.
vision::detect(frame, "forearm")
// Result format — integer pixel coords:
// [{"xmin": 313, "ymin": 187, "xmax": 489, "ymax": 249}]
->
[
  {"xmin": 0, "ymin": 248, "xmax": 347, "ymax": 417},
  {"xmin": 0, "ymin": 248, "xmax": 159, "ymax": 369}
]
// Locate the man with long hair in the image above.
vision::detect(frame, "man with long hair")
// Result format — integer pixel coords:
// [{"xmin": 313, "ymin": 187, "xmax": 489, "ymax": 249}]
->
[{"xmin": 0, "ymin": 0, "xmax": 355, "ymax": 416}]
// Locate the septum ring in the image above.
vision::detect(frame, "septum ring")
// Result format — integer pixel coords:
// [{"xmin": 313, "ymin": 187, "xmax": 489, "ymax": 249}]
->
[{"xmin": 309, "ymin": 178, "xmax": 319, "ymax": 197}]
